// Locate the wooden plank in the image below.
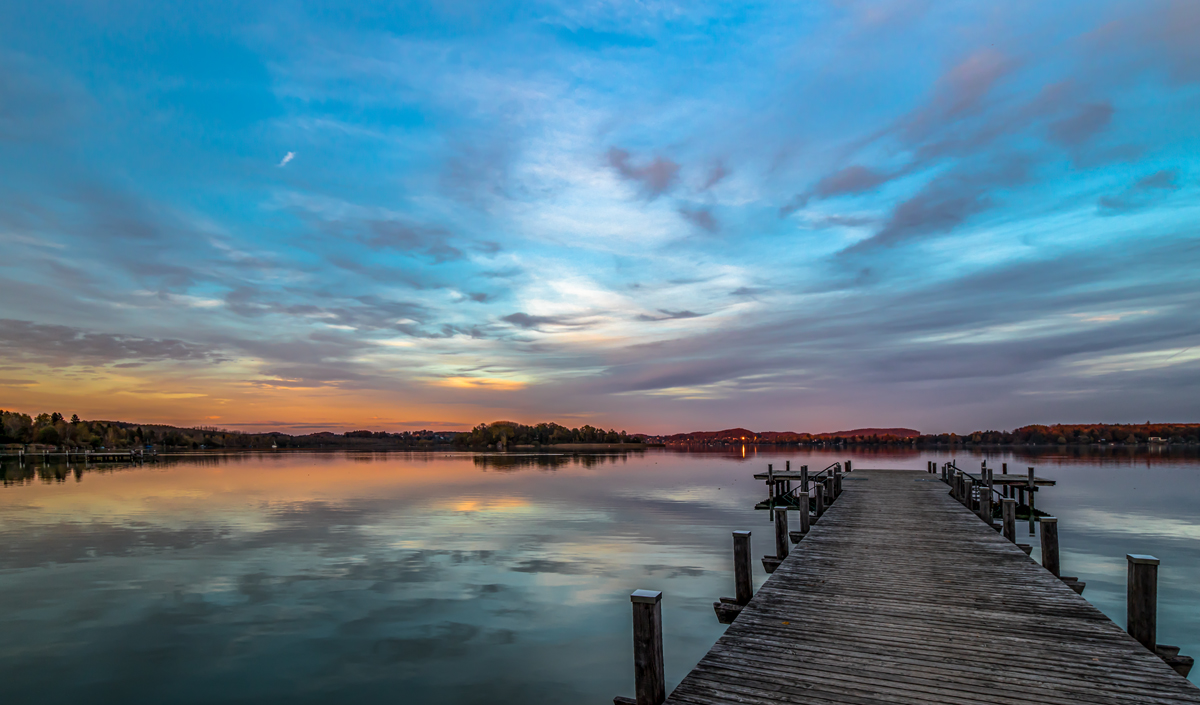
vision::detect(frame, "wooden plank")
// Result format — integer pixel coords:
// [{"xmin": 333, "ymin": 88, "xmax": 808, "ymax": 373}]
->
[{"xmin": 667, "ymin": 468, "xmax": 1200, "ymax": 704}]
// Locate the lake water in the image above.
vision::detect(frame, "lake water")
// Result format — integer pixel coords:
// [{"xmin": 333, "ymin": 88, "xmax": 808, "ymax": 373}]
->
[{"xmin": 1, "ymin": 448, "xmax": 1197, "ymax": 703}]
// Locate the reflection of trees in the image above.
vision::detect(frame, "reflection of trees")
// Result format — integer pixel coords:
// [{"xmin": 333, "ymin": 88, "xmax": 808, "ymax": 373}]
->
[{"xmin": 472, "ymin": 452, "xmax": 642, "ymax": 472}]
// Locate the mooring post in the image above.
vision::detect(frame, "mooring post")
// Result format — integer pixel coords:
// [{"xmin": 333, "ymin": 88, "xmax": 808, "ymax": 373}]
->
[
  {"xmin": 845, "ymin": 459, "xmax": 852, "ymax": 473},
  {"xmin": 767, "ymin": 464, "xmax": 774, "ymax": 500},
  {"xmin": 798, "ymin": 493, "xmax": 810, "ymax": 534},
  {"xmin": 1002, "ymin": 462, "xmax": 1009, "ymax": 498},
  {"xmin": 833, "ymin": 466, "xmax": 841, "ymax": 498},
  {"xmin": 1127, "ymin": 555, "xmax": 1159, "ymax": 652},
  {"xmin": 626, "ymin": 590, "xmax": 666, "ymax": 705},
  {"xmin": 733, "ymin": 531, "xmax": 752, "ymax": 605},
  {"xmin": 1001, "ymin": 498, "xmax": 1017, "ymax": 542},
  {"xmin": 800, "ymin": 466, "xmax": 808, "ymax": 494},
  {"xmin": 979, "ymin": 486, "xmax": 992, "ymax": 526},
  {"xmin": 1027, "ymin": 467, "xmax": 1036, "ymax": 534},
  {"xmin": 1040, "ymin": 517, "xmax": 1060, "ymax": 577},
  {"xmin": 825, "ymin": 476, "xmax": 834, "ymax": 505},
  {"xmin": 815, "ymin": 483, "xmax": 825, "ymax": 518},
  {"xmin": 774, "ymin": 508, "xmax": 789, "ymax": 560}
]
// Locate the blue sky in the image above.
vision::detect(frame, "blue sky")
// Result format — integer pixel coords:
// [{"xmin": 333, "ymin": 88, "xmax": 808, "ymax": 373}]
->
[{"xmin": 1, "ymin": 0, "xmax": 1197, "ymax": 433}]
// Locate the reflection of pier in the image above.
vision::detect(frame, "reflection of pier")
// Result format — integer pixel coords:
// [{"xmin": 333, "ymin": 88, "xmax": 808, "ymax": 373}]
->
[
  {"xmin": 2, "ymin": 449, "xmax": 154, "ymax": 463},
  {"xmin": 616, "ymin": 463, "xmax": 1199, "ymax": 705}
]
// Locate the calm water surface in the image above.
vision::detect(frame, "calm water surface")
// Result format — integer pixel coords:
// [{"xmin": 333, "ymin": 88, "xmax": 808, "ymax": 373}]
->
[{"xmin": 1, "ymin": 448, "xmax": 1197, "ymax": 703}]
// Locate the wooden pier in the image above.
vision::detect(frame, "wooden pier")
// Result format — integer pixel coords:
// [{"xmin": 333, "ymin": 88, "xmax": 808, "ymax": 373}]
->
[
  {"xmin": 620, "ymin": 467, "xmax": 1200, "ymax": 704},
  {"xmin": 0, "ymin": 449, "xmax": 153, "ymax": 463}
]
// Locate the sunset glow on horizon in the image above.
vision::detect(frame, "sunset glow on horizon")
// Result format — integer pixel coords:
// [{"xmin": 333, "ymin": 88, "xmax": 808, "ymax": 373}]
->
[{"xmin": 2, "ymin": 2, "xmax": 1198, "ymax": 434}]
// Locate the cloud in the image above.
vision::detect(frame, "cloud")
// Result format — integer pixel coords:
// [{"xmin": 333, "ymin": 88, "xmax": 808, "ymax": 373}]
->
[
  {"xmin": 278, "ymin": 151, "xmax": 295, "ymax": 166},
  {"xmin": 677, "ymin": 206, "xmax": 718, "ymax": 232},
  {"xmin": 1098, "ymin": 169, "xmax": 1181, "ymax": 214},
  {"xmin": 783, "ymin": 166, "xmax": 892, "ymax": 217},
  {"xmin": 701, "ymin": 163, "xmax": 729, "ymax": 190},
  {"xmin": 0, "ymin": 319, "xmax": 225, "ymax": 368},
  {"xmin": 607, "ymin": 147, "xmax": 680, "ymax": 199},
  {"xmin": 814, "ymin": 165, "xmax": 891, "ymax": 198},
  {"xmin": 1047, "ymin": 103, "xmax": 1114, "ymax": 147},
  {"xmin": 635, "ymin": 309, "xmax": 706, "ymax": 322},
  {"xmin": 500, "ymin": 312, "xmax": 593, "ymax": 331},
  {"xmin": 806, "ymin": 214, "xmax": 876, "ymax": 229},
  {"xmin": 903, "ymin": 49, "xmax": 1016, "ymax": 141},
  {"xmin": 845, "ymin": 158, "xmax": 1033, "ymax": 252}
]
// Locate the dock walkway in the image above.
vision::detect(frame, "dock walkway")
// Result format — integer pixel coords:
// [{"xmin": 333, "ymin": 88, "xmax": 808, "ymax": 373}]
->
[{"xmin": 666, "ymin": 468, "xmax": 1200, "ymax": 704}]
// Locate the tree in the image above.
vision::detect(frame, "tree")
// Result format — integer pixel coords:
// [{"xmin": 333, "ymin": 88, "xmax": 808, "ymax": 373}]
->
[
  {"xmin": 36, "ymin": 426, "xmax": 61, "ymax": 445},
  {"xmin": 70, "ymin": 414, "xmax": 80, "ymax": 423}
]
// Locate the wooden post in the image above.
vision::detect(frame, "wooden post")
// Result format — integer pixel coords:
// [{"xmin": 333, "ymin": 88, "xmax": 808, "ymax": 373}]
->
[
  {"xmin": 1002, "ymin": 462, "xmax": 1009, "ymax": 498},
  {"xmin": 774, "ymin": 508, "xmax": 789, "ymax": 560},
  {"xmin": 825, "ymin": 477, "xmax": 834, "ymax": 505},
  {"xmin": 1126, "ymin": 554, "xmax": 1159, "ymax": 652},
  {"xmin": 733, "ymin": 531, "xmax": 752, "ymax": 605},
  {"xmin": 800, "ymin": 466, "xmax": 808, "ymax": 494},
  {"xmin": 979, "ymin": 486, "xmax": 992, "ymax": 526},
  {"xmin": 1040, "ymin": 517, "xmax": 1059, "ymax": 577},
  {"xmin": 833, "ymin": 466, "xmax": 841, "ymax": 498},
  {"xmin": 798, "ymin": 493, "xmax": 810, "ymax": 534},
  {"xmin": 629, "ymin": 590, "xmax": 666, "ymax": 705},
  {"xmin": 1002, "ymin": 498, "xmax": 1017, "ymax": 543},
  {"xmin": 1027, "ymin": 467, "xmax": 1036, "ymax": 534},
  {"xmin": 845, "ymin": 460, "xmax": 852, "ymax": 473},
  {"xmin": 815, "ymin": 483, "xmax": 825, "ymax": 518}
]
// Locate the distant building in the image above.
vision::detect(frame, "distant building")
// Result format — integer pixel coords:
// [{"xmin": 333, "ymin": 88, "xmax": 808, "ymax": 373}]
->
[{"xmin": 1148, "ymin": 437, "xmax": 1167, "ymax": 444}]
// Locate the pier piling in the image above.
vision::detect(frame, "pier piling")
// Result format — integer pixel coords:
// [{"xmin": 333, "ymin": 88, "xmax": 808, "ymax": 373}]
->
[
  {"xmin": 774, "ymin": 508, "xmax": 789, "ymax": 561},
  {"xmin": 616, "ymin": 590, "xmax": 665, "ymax": 705},
  {"xmin": 733, "ymin": 532, "xmax": 752, "ymax": 605},
  {"xmin": 1040, "ymin": 517, "xmax": 1060, "ymax": 577},
  {"xmin": 1002, "ymin": 498, "xmax": 1017, "ymax": 542},
  {"xmin": 1127, "ymin": 555, "xmax": 1159, "ymax": 652}
]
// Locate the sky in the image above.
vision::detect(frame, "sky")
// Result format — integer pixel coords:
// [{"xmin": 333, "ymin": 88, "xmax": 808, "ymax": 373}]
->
[{"xmin": 0, "ymin": 0, "xmax": 1198, "ymax": 434}]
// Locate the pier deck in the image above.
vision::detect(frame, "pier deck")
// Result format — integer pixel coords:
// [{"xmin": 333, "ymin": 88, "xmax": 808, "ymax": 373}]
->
[{"xmin": 666, "ymin": 468, "xmax": 1200, "ymax": 704}]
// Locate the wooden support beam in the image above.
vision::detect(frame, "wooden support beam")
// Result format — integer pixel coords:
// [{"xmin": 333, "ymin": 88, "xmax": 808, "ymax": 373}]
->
[
  {"xmin": 714, "ymin": 532, "xmax": 754, "ymax": 624},
  {"xmin": 1040, "ymin": 517, "xmax": 1060, "ymax": 577},
  {"xmin": 1002, "ymin": 498, "xmax": 1017, "ymax": 543},
  {"xmin": 774, "ymin": 508, "xmax": 789, "ymax": 561},
  {"xmin": 1127, "ymin": 554, "xmax": 1159, "ymax": 652},
  {"xmin": 733, "ymin": 531, "xmax": 752, "ymax": 605},
  {"xmin": 623, "ymin": 590, "xmax": 665, "ymax": 705},
  {"xmin": 798, "ymin": 492, "xmax": 810, "ymax": 535}
]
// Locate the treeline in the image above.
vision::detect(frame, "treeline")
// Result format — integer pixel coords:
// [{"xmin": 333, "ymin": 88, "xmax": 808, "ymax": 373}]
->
[
  {"xmin": 0, "ymin": 410, "xmax": 457, "ymax": 450},
  {"xmin": 919, "ymin": 423, "xmax": 1200, "ymax": 446},
  {"xmin": 454, "ymin": 421, "xmax": 641, "ymax": 449},
  {"xmin": 659, "ymin": 423, "xmax": 1200, "ymax": 447}
]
